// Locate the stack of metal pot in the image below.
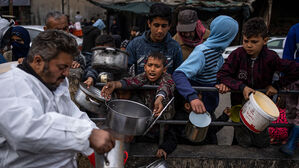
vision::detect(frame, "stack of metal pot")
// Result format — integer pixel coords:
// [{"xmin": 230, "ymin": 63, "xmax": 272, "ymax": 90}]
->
[{"xmin": 91, "ymin": 46, "xmax": 129, "ymax": 82}]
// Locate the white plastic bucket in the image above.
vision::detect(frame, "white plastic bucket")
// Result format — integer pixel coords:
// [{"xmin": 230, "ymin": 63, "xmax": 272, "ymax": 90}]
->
[{"xmin": 240, "ymin": 91, "xmax": 279, "ymax": 133}]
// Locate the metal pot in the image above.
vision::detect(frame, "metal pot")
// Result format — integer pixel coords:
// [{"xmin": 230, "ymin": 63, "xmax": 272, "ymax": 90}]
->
[
  {"xmin": 106, "ymin": 99, "xmax": 152, "ymax": 135},
  {"xmin": 145, "ymin": 159, "xmax": 168, "ymax": 168},
  {"xmin": 95, "ymin": 140, "xmax": 127, "ymax": 168},
  {"xmin": 185, "ymin": 112, "xmax": 211, "ymax": 143},
  {"xmin": 74, "ymin": 83, "xmax": 106, "ymax": 115},
  {"xmin": 105, "ymin": 98, "xmax": 174, "ymax": 136},
  {"xmin": 91, "ymin": 46, "xmax": 128, "ymax": 73}
]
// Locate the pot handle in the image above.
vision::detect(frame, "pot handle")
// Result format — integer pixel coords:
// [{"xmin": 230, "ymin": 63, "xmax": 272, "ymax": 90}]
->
[
  {"xmin": 143, "ymin": 97, "xmax": 174, "ymax": 136},
  {"xmin": 104, "ymin": 153, "xmax": 110, "ymax": 166}
]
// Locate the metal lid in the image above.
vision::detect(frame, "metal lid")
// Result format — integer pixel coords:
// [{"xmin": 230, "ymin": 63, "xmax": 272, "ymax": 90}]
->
[
  {"xmin": 79, "ymin": 83, "xmax": 105, "ymax": 102},
  {"xmin": 189, "ymin": 112, "xmax": 211, "ymax": 127},
  {"xmin": 146, "ymin": 159, "xmax": 168, "ymax": 168}
]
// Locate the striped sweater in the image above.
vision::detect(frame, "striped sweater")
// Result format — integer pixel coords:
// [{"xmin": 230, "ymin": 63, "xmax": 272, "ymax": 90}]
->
[{"xmin": 172, "ymin": 15, "xmax": 239, "ymax": 102}]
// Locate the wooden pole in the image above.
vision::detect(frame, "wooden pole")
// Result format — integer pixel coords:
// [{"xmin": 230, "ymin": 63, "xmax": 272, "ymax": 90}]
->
[
  {"xmin": 62, "ymin": 0, "xmax": 64, "ymax": 14},
  {"xmin": 9, "ymin": 0, "xmax": 13, "ymax": 16}
]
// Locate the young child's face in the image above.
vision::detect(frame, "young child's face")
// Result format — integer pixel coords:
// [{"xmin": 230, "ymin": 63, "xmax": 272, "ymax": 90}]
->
[
  {"xmin": 242, "ymin": 35, "xmax": 268, "ymax": 58},
  {"xmin": 144, "ymin": 57, "xmax": 166, "ymax": 82}
]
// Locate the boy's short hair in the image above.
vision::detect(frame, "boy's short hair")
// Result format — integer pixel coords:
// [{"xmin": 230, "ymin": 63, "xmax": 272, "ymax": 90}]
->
[
  {"xmin": 148, "ymin": 3, "xmax": 172, "ymax": 24},
  {"xmin": 95, "ymin": 34, "xmax": 115, "ymax": 47},
  {"xmin": 146, "ymin": 52, "xmax": 167, "ymax": 66},
  {"xmin": 242, "ymin": 17, "xmax": 268, "ymax": 38}
]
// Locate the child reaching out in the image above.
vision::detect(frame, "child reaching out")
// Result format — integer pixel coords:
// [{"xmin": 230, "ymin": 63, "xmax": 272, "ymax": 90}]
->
[
  {"xmin": 101, "ymin": 52, "xmax": 175, "ymax": 119},
  {"xmin": 101, "ymin": 52, "xmax": 177, "ymax": 158}
]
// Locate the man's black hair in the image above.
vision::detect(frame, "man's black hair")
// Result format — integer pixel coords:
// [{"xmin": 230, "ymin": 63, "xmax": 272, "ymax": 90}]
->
[
  {"xmin": 148, "ymin": 3, "xmax": 172, "ymax": 24},
  {"xmin": 146, "ymin": 52, "xmax": 167, "ymax": 66},
  {"xmin": 95, "ymin": 34, "xmax": 115, "ymax": 47},
  {"xmin": 242, "ymin": 17, "xmax": 268, "ymax": 38},
  {"xmin": 131, "ymin": 26, "xmax": 140, "ymax": 32}
]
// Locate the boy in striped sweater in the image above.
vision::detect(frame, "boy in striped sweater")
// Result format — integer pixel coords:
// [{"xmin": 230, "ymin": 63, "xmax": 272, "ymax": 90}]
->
[{"xmin": 172, "ymin": 15, "xmax": 238, "ymax": 119}]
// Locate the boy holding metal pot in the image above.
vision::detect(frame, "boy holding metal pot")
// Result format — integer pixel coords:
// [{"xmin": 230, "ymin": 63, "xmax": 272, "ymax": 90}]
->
[
  {"xmin": 101, "ymin": 52, "xmax": 177, "ymax": 159},
  {"xmin": 217, "ymin": 17, "xmax": 299, "ymax": 148}
]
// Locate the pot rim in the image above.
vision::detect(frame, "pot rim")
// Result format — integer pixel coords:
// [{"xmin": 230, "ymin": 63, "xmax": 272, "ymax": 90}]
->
[
  {"xmin": 91, "ymin": 46, "xmax": 129, "ymax": 56},
  {"xmin": 106, "ymin": 99, "xmax": 152, "ymax": 119}
]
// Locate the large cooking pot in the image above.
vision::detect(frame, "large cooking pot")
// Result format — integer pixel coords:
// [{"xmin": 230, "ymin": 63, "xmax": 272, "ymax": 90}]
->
[
  {"xmin": 105, "ymin": 98, "xmax": 174, "ymax": 135},
  {"xmin": 75, "ymin": 83, "xmax": 106, "ymax": 115},
  {"xmin": 106, "ymin": 99, "xmax": 152, "ymax": 135},
  {"xmin": 185, "ymin": 112, "xmax": 211, "ymax": 143},
  {"xmin": 91, "ymin": 46, "xmax": 128, "ymax": 72}
]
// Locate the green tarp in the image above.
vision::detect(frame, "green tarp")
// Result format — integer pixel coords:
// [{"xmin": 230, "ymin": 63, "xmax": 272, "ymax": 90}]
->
[
  {"xmin": 87, "ymin": 0, "xmax": 157, "ymax": 15},
  {"xmin": 87, "ymin": 0, "xmax": 251, "ymax": 15}
]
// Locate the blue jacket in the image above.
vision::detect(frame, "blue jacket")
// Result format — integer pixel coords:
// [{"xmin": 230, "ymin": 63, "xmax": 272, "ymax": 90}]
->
[
  {"xmin": 126, "ymin": 31, "xmax": 183, "ymax": 75},
  {"xmin": 0, "ymin": 53, "xmax": 6, "ymax": 64},
  {"xmin": 283, "ymin": 23, "xmax": 299, "ymax": 63},
  {"xmin": 173, "ymin": 15, "xmax": 239, "ymax": 102}
]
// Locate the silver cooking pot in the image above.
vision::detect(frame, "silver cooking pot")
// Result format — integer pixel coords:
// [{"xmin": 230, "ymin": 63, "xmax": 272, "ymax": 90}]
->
[
  {"xmin": 185, "ymin": 112, "xmax": 211, "ymax": 143},
  {"xmin": 91, "ymin": 46, "xmax": 128, "ymax": 72},
  {"xmin": 106, "ymin": 99, "xmax": 152, "ymax": 135},
  {"xmin": 105, "ymin": 98, "xmax": 174, "ymax": 136},
  {"xmin": 75, "ymin": 83, "xmax": 106, "ymax": 115}
]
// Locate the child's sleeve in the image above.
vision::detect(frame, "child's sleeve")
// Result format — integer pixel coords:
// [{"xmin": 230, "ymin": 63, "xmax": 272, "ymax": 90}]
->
[
  {"xmin": 158, "ymin": 127, "xmax": 177, "ymax": 155},
  {"xmin": 156, "ymin": 73, "xmax": 175, "ymax": 99},
  {"xmin": 217, "ymin": 50, "xmax": 246, "ymax": 91},
  {"xmin": 121, "ymin": 72, "xmax": 147, "ymax": 89}
]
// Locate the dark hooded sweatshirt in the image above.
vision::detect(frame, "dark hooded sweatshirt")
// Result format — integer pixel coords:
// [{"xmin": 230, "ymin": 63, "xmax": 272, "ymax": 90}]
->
[{"xmin": 82, "ymin": 26, "xmax": 101, "ymax": 53}]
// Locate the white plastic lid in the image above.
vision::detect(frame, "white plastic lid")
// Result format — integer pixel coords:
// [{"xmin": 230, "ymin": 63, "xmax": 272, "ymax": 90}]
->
[{"xmin": 189, "ymin": 112, "xmax": 211, "ymax": 127}]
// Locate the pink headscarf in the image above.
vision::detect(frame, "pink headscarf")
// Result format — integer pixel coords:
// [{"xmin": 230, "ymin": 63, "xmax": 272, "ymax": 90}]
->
[{"xmin": 179, "ymin": 20, "xmax": 206, "ymax": 47}]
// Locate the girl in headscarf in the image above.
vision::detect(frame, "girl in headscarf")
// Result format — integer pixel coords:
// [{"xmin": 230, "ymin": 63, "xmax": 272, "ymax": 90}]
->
[{"xmin": 11, "ymin": 26, "xmax": 30, "ymax": 63}]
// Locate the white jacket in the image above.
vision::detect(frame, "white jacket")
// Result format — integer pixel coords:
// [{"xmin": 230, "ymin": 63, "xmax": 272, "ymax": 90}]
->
[{"xmin": 0, "ymin": 64, "xmax": 97, "ymax": 168}]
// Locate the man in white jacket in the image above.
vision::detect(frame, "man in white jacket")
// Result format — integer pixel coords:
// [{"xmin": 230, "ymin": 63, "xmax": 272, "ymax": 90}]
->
[{"xmin": 0, "ymin": 30, "xmax": 115, "ymax": 168}]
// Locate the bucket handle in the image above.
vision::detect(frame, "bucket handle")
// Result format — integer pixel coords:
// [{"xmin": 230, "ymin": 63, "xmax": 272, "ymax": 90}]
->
[{"xmin": 124, "ymin": 151, "xmax": 128, "ymax": 165}]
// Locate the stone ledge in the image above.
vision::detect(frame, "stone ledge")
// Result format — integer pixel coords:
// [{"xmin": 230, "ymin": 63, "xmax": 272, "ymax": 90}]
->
[{"xmin": 125, "ymin": 143, "xmax": 299, "ymax": 168}]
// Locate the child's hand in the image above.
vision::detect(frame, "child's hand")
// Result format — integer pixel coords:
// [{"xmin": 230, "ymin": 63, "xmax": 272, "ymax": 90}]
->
[
  {"xmin": 190, "ymin": 98, "xmax": 206, "ymax": 114},
  {"xmin": 83, "ymin": 77, "xmax": 94, "ymax": 88},
  {"xmin": 71, "ymin": 60, "xmax": 80, "ymax": 69},
  {"xmin": 153, "ymin": 96, "xmax": 164, "ymax": 117},
  {"xmin": 223, "ymin": 107, "xmax": 231, "ymax": 116},
  {"xmin": 101, "ymin": 82, "xmax": 116, "ymax": 100},
  {"xmin": 215, "ymin": 83, "xmax": 231, "ymax": 94},
  {"xmin": 266, "ymin": 85, "xmax": 277, "ymax": 97},
  {"xmin": 156, "ymin": 149, "xmax": 167, "ymax": 160},
  {"xmin": 243, "ymin": 86, "xmax": 255, "ymax": 100}
]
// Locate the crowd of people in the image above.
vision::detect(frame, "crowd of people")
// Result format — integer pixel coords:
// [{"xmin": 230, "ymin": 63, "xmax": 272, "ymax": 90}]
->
[{"xmin": 0, "ymin": 2, "xmax": 299, "ymax": 168}]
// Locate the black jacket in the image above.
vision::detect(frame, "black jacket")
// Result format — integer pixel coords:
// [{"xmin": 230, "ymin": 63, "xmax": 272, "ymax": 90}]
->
[{"xmin": 82, "ymin": 26, "xmax": 101, "ymax": 53}]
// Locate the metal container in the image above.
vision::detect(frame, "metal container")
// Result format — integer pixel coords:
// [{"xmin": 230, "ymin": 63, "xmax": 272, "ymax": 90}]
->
[
  {"xmin": 74, "ymin": 83, "xmax": 106, "ymax": 115},
  {"xmin": 95, "ymin": 140, "xmax": 126, "ymax": 168},
  {"xmin": 185, "ymin": 112, "xmax": 211, "ymax": 142},
  {"xmin": 145, "ymin": 159, "xmax": 168, "ymax": 168},
  {"xmin": 91, "ymin": 46, "xmax": 128, "ymax": 73},
  {"xmin": 106, "ymin": 99, "xmax": 152, "ymax": 135},
  {"xmin": 97, "ymin": 72, "xmax": 114, "ymax": 83}
]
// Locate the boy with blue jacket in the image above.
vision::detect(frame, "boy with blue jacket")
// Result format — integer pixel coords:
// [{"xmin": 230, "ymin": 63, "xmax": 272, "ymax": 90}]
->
[{"xmin": 126, "ymin": 3, "xmax": 183, "ymax": 76}]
